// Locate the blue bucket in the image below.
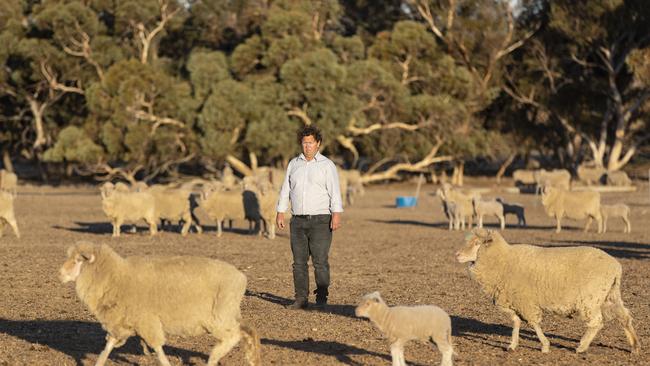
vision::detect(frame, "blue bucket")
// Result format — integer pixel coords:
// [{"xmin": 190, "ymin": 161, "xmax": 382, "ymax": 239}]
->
[{"xmin": 396, "ymin": 196, "xmax": 417, "ymax": 208}]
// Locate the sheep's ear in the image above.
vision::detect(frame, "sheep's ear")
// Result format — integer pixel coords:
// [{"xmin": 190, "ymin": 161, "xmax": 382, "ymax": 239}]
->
[
  {"xmin": 80, "ymin": 253, "xmax": 95, "ymax": 263},
  {"xmin": 66, "ymin": 245, "xmax": 76, "ymax": 258}
]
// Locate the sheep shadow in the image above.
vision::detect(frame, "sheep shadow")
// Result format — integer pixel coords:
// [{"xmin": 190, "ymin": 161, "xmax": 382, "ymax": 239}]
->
[
  {"xmin": 262, "ymin": 338, "xmax": 419, "ymax": 366},
  {"xmin": 543, "ymin": 240, "xmax": 650, "ymax": 260},
  {"xmin": 0, "ymin": 319, "xmax": 207, "ymax": 366},
  {"xmin": 53, "ymin": 222, "xmax": 155, "ymax": 236},
  {"xmin": 452, "ymin": 316, "xmax": 576, "ymax": 351},
  {"xmin": 369, "ymin": 219, "xmax": 449, "ymax": 229},
  {"xmin": 245, "ymin": 290, "xmax": 358, "ymax": 318}
]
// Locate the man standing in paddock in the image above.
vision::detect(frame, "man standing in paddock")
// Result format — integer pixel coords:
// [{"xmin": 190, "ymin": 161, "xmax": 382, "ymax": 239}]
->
[{"xmin": 276, "ymin": 125, "xmax": 343, "ymax": 310}]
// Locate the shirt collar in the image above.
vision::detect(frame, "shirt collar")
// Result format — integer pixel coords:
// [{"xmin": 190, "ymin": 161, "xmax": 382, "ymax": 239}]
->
[{"xmin": 299, "ymin": 151, "xmax": 322, "ymax": 162}]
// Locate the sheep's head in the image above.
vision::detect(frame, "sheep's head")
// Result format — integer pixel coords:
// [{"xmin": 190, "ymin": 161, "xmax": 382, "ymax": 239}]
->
[
  {"xmin": 60, "ymin": 242, "xmax": 97, "ymax": 283},
  {"xmin": 456, "ymin": 228, "xmax": 495, "ymax": 265},
  {"xmin": 355, "ymin": 291, "xmax": 385, "ymax": 318}
]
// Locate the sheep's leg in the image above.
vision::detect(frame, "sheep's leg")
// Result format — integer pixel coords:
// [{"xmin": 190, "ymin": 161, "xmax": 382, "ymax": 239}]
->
[
  {"xmin": 584, "ymin": 217, "xmax": 593, "ymax": 232},
  {"xmin": 95, "ymin": 336, "xmax": 118, "ymax": 366},
  {"xmin": 6, "ymin": 217, "xmax": 19, "ymax": 238},
  {"xmin": 623, "ymin": 216, "xmax": 631, "ymax": 233},
  {"xmin": 478, "ymin": 214, "xmax": 483, "ymax": 229},
  {"xmin": 554, "ymin": 214, "xmax": 562, "ymax": 233},
  {"xmin": 180, "ymin": 213, "xmax": 191, "ymax": 236},
  {"xmin": 114, "ymin": 218, "xmax": 123, "ymax": 237},
  {"xmin": 267, "ymin": 219, "xmax": 276, "ymax": 239},
  {"xmin": 499, "ymin": 214, "xmax": 505, "ymax": 230},
  {"xmin": 389, "ymin": 340, "xmax": 406, "ymax": 366},
  {"xmin": 207, "ymin": 327, "xmax": 242, "ymax": 366},
  {"xmin": 502, "ymin": 308, "xmax": 521, "ymax": 351},
  {"xmin": 530, "ymin": 322, "xmax": 550, "ymax": 353},
  {"xmin": 602, "ymin": 216, "xmax": 608, "ymax": 233},
  {"xmin": 431, "ymin": 333, "xmax": 453, "ymax": 366},
  {"xmin": 576, "ymin": 312, "xmax": 603, "ymax": 353},
  {"xmin": 216, "ymin": 219, "xmax": 223, "ymax": 237},
  {"xmin": 596, "ymin": 212, "xmax": 603, "ymax": 233},
  {"xmin": 153, "ymin": 346, "xmax": 172, "ymax": 366},
  {"xmin": 0, "ymin": 219, "xmax": 4, "ymax": 237}
]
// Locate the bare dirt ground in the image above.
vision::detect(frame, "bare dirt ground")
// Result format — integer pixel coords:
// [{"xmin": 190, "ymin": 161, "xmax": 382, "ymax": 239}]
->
[{"xmin": 0, "ymin": 179, "xmax": 649, "ymax": 366}]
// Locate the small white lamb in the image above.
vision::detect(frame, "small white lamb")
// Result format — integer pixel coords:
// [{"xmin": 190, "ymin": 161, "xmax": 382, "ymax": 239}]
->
[{"xmin": 355, "ymin": 292, "xmax": 454, "ymax": 366}]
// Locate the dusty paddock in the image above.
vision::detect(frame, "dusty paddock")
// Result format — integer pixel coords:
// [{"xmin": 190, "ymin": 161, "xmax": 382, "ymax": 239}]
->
[{"xmin": 0, "ymin": 180, "xmax": 649, "ymax": 366}]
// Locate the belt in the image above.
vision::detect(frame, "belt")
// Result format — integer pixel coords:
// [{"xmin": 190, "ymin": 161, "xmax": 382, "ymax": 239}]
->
[{"xmin": 292, "ymin": 214, "xmax": 331, "ymax": 219}]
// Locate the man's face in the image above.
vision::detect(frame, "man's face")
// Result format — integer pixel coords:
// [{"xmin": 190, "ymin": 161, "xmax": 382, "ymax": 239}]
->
[{"xmin": 301, "ymin": 135, "xmax": 320, "ymax": 159}]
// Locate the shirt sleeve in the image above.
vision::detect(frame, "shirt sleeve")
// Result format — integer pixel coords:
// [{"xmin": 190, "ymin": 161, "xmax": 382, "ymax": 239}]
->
[
  {"xmin": 276, "ymin": 159, "xmax": 292, "ymax": 213},
  {"xmin": 327, "ymin": 162, "xmax": 344, "ymax": 213}
]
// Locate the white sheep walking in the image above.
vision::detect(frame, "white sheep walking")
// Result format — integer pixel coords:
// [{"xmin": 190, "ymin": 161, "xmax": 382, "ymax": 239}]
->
[
  {"xmin": 456, "ymin": 229, "xmax": 639, "ymax": 354},
  {"xmin": 59, "ymin": 242, "xmax": 261, "ymax": 366},
  {"xmin": 355, "ymin": 292, "xmax": 454, "ymax": 366}
]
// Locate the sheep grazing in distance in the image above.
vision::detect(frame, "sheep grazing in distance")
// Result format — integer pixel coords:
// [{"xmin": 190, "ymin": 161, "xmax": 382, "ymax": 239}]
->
[
  {"xmin": 59, "ymin": 242, "xmax": 261, "ymax": 366},
  {"xmin": 495, "ymin": 198, "xmax": 526, "ymax": 227},
  {"xmin": 577, "ymin": 163, "xmax": 606, "ymax": 186},
  {"xmin": 439, "ymin": 184, "xmax": 477, "ymax": 230},
  {"xmin": 534, "ymin": 169, "xmax": 571, "ymax": 193},
  {"xmin": 147, "ymin": 184, "xmax": 201, "ymax": 236},
  {"xmin": 472, "ymin": 198, "xmax": 505, "ymax": 230},
  {"xmin": 199, "ymin": 184, "xmax": 249, "ymax": 237},
  {"xmin": 456, "ymin": 229, "xmax": 639, "ymax": 354},
  {"xmin": 0, "ymin": 191, "xmax": 20, "ymax": 238},
  {"xmin": 355, "ymin": 292, "xmax": 454, "ymax": 366},
  {"xmin": 0, "ymin": 169, "xmax": 17, "ymax": 196},
  {"xmin": 601, "ymin": 203, "xmax": 632, "ymax": 233},
  {"xmin": 606, "ymin": 171, "xmax": 632, "ymax": 187},
  {"xmin": 541, "ymin": 186, "xmax": 602, "ymax": 233},
  {"xmin": 512, "ymin": 169, "xmax": 537, "ymax": 186},
  {"xmin": 100, "ymin": 186, "xmax": 158, "ymax": 237}
]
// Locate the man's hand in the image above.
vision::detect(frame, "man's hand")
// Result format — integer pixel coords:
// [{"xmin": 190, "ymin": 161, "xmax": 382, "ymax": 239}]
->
[
  {"xmin": 276, "ymin": 212, "xmax": 285, "ymax": 230},
  {"xmin": 330, "ymin": 212, "xmax": 341, "ymax": 231}
]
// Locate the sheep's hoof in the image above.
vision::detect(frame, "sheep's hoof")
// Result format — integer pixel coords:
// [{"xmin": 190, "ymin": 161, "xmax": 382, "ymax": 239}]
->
[
  {"xmin": 542, "ymin": 345, "xmax": 550, "ymax": 353},
  {"xmin": 507, "ymin": 344, "xmax": 517, "ymax": 352},
  {"xmin": 575, "ymin": 345, "xmax": 588, "ymax": 353}
]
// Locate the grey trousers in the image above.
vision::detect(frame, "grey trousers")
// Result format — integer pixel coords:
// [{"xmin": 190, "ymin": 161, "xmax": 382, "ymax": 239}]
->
[{"xmin": 290, "ymin": 214, "xmax": 332, "ymax": 300}]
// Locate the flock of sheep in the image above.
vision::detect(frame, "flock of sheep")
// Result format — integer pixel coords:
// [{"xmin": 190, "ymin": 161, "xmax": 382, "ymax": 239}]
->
[{"xmin": 0, "ymin": 165, "xmax": 644, "ymax": 365}]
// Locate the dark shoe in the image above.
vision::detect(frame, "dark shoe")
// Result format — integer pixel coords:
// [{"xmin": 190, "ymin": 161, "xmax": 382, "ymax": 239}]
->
[
  {"xmin": 285, "ymin": 299, "xmax": 308, "ymax": 310},
  {"xmin": 313, "ymin": 288, "xmax": 328, "ymax": 306}
]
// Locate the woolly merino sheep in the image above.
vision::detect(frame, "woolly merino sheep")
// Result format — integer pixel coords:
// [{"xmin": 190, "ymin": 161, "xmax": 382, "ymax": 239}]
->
[
  {"xmin": 242, "ymin": 176, "xmax": 279, "ymax": 239},
  {"xmin": 606, "ymin": 171, "xmax": 632, "ymax": 187},
  {"xmin": 436, "ymin": 189, "xmax": 462, "ymax": 230},
  {"xmin": 601, "ymin": 203, "xmax": 631, "ymax": 233},
  {"xmin": 147, "ymin": 184, "xmax": 200, "ymax": 236},
  {"xmin": 577, "ymin": 164, "xmax": 606, "ymax": 186},
  {"xmin": 472, "ymin": 198, "xmax": 505, "ymax": 230},
  {"xmin": 440, "ymin": 184, "xmax": 476, "ymax": 230},
  {"xmin": 495, "ymin": 198, "xmax": 526, "ymax": 227},
  {"xmin": 0, "ymin": 191, "xmax": 20, "ymax": 238},
  {"xmin": 0, "ymin": 169, "xmax": 17, "ymax": 196},
  {"xmin": 355, "ymin": 292, "xmax": 454, "ymax": 366},
  {"xmin": 60, "ymin": 242, "xmax": 261, "ymax": 366},
  {"xmin": 541, "ymin": 186, "xmax": 602, "ymax": 233},
  {"xmin": 456, "ymin": 229, "xmax": 639, "ymax": 354},
  {"xmin": 534, "ymin": 169, "xmax": 571, "ymax": 192},
  {"xmin": 199, "ymin": 186, "xmax": 248, "ymax": 237},
  {"xmin": 101, "ymin": 189, "xmax": 158, "ymax": 237}
]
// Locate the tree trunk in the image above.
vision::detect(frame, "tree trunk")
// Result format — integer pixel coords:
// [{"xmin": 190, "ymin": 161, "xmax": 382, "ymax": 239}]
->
[
  {"xmin": 495, "ymin": 153, "xmax": 516, "ymax": 184},
  {"xmin": 27, "ymin": 98, "xmax": 47, "ymax": 149},
  {"xmin": 2, "ymin": 148, "xmax": 14, "ymax": 172}
]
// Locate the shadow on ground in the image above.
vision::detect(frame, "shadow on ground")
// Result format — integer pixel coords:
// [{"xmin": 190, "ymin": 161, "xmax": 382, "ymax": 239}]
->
[
  {"xmin": 0, "ymin": 319, "xmax": 207, "ymax": 366},
  {"xmin": 246, "ymin": 290, "xmax": 357, "ymax": 318},
  {"xmin": 543, "ymin": 240, "xmax": 650, "ymax": 260}
]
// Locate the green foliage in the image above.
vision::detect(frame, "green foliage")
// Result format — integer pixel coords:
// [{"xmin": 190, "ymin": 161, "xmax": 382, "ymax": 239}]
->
[{"xmin": 43, "ymin": 126, "xmax": 103, "ymax": 163}]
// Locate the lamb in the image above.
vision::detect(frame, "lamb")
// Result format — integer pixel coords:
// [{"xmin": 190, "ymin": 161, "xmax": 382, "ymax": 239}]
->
[
  {"xmin": 59, "ymin": 242, "xmax": 261, "ymax": 366},
  {"xmin": 0, "ymin": 191, "xmax": 20, "ymax": 238},
  {"xmin": 439, "ymin": 184, "xmax": 476, "ymax": 230},
  {"xmin": 540, "ymin": 186, "xmax": 602, "ymax": 233},
  {"xmin": 601, "ymin": 203, "xmax": 631, "ymax": 233},
  {"xmin": 606, "ymin": 171, "xmax": 632, "ymax": 187},
  {"xmin": 472, "ymin": 198, "xmax": 505, "ymax": 230},
  {"xmin": 355, "ymin": 291, "xmax": 454, "ymax": 366},
  {"xmin": 456, "ymin": 229, "xmax": 639, "ymax": 354},
  {"xmin": 495, "ymin": 198, "xmax": 526, "ymax": 227},
  {"xmin": 0, "ymin": 169, "xmax": 17, "ymax": 196},
  {"xmin": 100, "ymin": 188, "xmax": 158, "ymax": 237},
  {"xmin": 436, "ymin": 189, "xmax": 462, "ymax": 230}
]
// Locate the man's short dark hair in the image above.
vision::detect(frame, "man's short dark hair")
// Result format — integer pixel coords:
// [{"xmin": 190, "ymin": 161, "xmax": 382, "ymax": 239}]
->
[{"xmin": 297, "ymin": 125, "xmax": 323, "ymax": 144}]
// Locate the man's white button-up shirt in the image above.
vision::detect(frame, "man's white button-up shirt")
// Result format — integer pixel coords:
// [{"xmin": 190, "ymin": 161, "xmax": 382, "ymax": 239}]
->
[{"xmin": 276, "ymin": 152, "xmax": 344, "ymax": 215}]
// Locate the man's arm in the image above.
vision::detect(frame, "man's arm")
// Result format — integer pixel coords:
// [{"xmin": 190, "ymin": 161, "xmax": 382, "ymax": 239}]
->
[
  {"xmin": 326, "ymin": 162, "xmax": 343, "ymax": 230},
  {"xmin": 276, "ymin": 160, "xmax": 293, "ymax": 229}
]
